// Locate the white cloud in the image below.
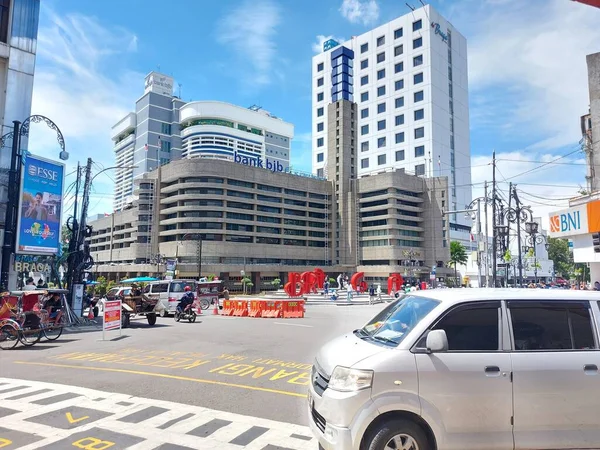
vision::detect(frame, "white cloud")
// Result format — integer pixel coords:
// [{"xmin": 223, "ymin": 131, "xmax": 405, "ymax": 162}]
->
[
  {"xmin": 291, "ymin": 131, "xmax": 312, "ymax": 172},
  {"xmin": 339, "ymin": 0, "xmax": 379, "ymax": 26},
  {"xmin": 31, "ymin": 10, "xmax": 143, "ymax": 216},
  {"xmin": 312, "ymin": 34, "xmax": 346, "ymax": 53},
  {"xmin": 459, "ymin": 0, "xmax": 600, "ymax": 149},
  {"xmin": 216, "ymin": 0, "xmax": 281, "ymax": 87}
]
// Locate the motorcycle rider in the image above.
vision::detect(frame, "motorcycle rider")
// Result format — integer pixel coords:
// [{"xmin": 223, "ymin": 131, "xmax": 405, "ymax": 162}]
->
[{"xmin": 177, "ymin": 286, "xmax": 195, "ymax": 315}]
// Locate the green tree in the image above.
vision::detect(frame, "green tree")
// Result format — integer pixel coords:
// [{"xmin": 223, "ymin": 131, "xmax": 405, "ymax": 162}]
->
[
  {"xmin": 271, "ymin": 278, "xmax": 281, "ymax": 290},
  {"xmin": 547, "ymin": 237, "xmax": 572, "ymax": 278},
  {"xmin": 449, "ymin": 241, "xmax": 468, "ymax": 287},
  {"xmin": 241, "ymin": 276, "xmax": 253, "ymax": 295}
]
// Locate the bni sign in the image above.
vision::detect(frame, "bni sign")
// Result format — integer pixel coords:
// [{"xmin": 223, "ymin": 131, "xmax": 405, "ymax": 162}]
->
[
  {"xmin": 323, "ymin": 39, "xmax": 340, "ymax": 52},
  {"xmin": 431, "ymin": 22, "xmax": 449, "ymax": 43}
]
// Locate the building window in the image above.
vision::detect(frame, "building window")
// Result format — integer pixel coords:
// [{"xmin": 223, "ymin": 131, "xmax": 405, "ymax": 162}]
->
[
  {"xmin": 395, "ymin": 97, "xmax": 404, "ymax": 108},
  {"xmin": 377, "ymin": 35, "xmax": 385, "ymax": 46},
  {"xmin": 414, "ymin": 72, "xmax": 424, "ymax": 84},
  {"xmin": 415, "ymin": 145, "xmax": 425, "ymax": 157},
  {"xmin": 361, "ymin": 158, "xmax": 369, "ymax": 169},
  {"xmin": 395, "ymin": 114, "xmax": 404, "ymax": 126},
  {"xmin": 377, "ymin": 68, "xmax": 386, "ymax": 80},
  {"xmin": 377, "ymin": 52, "xmax": 385, "ymax": 63},
  {"xmin": 378, "ymin": 154, "xmax": 387, "ymax": 165},
  {"xmin": 395, "ymin": 62, "xmax": 404, "ymax": 73},
  {"xmin": 361, "ymin": 125, "xmax": 369, "ymax": 135},
  {"xmin": 317, "ymin": 107, "xmax": 324, "ymax": 117},
  {"xmin": 317, "ymin": 137, "xmax": 324, "ymax": 147},
  {"xmin": 414, "ymin": 127, "xmax": 425, "ymax": 139},
  {"xmin": 414, "ymin": 109, "xmax": 424, "ymax": 120},
  {"xmin": 317, "ymin": 77, "xmax": 324, "ymax": 87},
  {"xmin": 413, "ymin": 55, "xmax": 423, "ymax": 66},
  {"xmin": 377, "ymin": 119, "xmax": 386, "ymax": 131},
  {"xmin": 361, "ymin": 59, "xmax": 368, "ymax": 69},
  {"xmin": 317, "ymin": 62, "xmax": 324, "ymax": 72},
  {"xmin": 361, "ymin": 75, "xmax": 369, "ymax": 86},
  {"xmin": 396, "ymin": 150, "xmax": 405, "ymax": 161},
  {"xmin": 317, "ymin": 122, "xmax": 324, "ymax": 132},
  {"xmin": 0, "ymin": 0, "xmax": 9, "ymax": 43},
  {"xmin": 378, "ymin": 137, "xmax": 386, "ymax": 148},
  {"xmin": 161, "ymin": 123, "xmax": 172, "ymax": 134},
  {"xmin": 413, "ymin": 19, "xmax": 422, "ymax": 31},
  {"xmin": 377, "ymin": 86, "xmax": 386, "ymax": 96},
  {"xmin": 395, "ymin": 79, "xmax": 404, "ymax": 91},
  {"xmin": 317, "ymin": 92, "xmax": 324, "ymax": 102},
  {"xmin": 317, "ymin": 153, "xmax": 324, "ymax": 162},
  {"xmin": 394, "ymin": 28, "xmax": 403, "ymax": 39},
  {"xmin": 413, "ymin": 37, "xmax": 422, "ymax": 49},
  {"xmin": 361, "ymin": 91, "xmax": 369, "ymax": 102},
  {"xmin": 361, "ymin": 141, "xmax": 369, "ymax": 152},
  {"xmin": 414, "ymin": 90, "xmax": 424, "ymax": 102},
  {"xmin": 415, "ymin": 164, "xmax": 425, "ymax": 176},
  {"xmin": 394, "ymin": 45, "xmax": 403, "ymax": 56},
  {"xmin": 377, "ymin": 103, "xmax": 386, "ymax": 114},
  {"xmin": 361, "ymin": 42, "xmax": 368, "ymax": 53},
  {"xmin": 361, "ymin": 108, "xmax": 369, "ymax": 118},
  {"xmin": 395, "ymin": 132, "xmax": 405, "ymax": 143}
]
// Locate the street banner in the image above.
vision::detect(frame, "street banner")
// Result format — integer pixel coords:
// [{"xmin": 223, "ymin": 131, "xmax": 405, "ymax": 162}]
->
[
  {"xmin": 165, "ymin": 259, "xmax": 177, "ymax": 280},
  {"xmin": 103, "ymin": 300, "xmax": 122, "ymax": 340},
  {"xmin": 73, "ymin": 284, "xmax": 84, "ymax": 317},
  {"xmin": 15, "ymin": 154, "xmax": 65, "ymax": 254}
]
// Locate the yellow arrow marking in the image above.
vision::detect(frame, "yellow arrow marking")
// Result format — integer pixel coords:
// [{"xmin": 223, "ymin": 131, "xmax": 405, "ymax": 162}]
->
[
  {"xmin": 66, "ymin": 412, "xmax": 90, "ymax": 424},
  {"xmin": 0, "ymin": 438, "xmax": 13, "ymax": 448}
]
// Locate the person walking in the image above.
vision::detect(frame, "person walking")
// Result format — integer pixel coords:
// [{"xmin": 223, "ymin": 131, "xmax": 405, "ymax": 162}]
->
[
  {"xmin": 376, "ymin": 284, "xmax": 382, "ymax": 302},
  {"xmin": 368, "ymin": 284, "xmax": 375, "ymax": 305}
]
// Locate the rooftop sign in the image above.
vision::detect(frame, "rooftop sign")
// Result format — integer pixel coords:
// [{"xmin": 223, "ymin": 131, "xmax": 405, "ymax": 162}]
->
[
  {"xmin": 323, "ymin": 39, "xmax": 340, "ymax": 52},
  {"xmin": 431, "ymin": 22, "xmax": 449, "ymax": 43},
  {"xmin": 144, "ymin": 72, "xmax": 174, "ymax": 96},
  {"xmin": 548, "ymin": 200, "xmax": 600, "ymax": 237}
]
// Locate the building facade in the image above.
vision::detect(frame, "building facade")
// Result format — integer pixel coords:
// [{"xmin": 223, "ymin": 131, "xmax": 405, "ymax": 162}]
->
[
  {"xmin": 112, "ymin": 73, "xmax": 294, "ymax": 212},
  {"xmin": 0, "ymin": 0, "xmax": 40, "ymax": 236},
  {"xmin": 311, "ymin": 4, "xmax": 472, "ymax": 246}
]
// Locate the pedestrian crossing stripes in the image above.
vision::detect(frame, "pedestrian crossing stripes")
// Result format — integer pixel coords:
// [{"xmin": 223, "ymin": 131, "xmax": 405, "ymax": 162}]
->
[{"xmin": 0, "ymin": 377, "xmax": 315, "ymax": 449}]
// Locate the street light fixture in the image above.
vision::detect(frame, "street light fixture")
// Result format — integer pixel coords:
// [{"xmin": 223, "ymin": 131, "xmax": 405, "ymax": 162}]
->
[{"xmin": 524, "ymin": 220, "xmax": 548, "ymax": 284}]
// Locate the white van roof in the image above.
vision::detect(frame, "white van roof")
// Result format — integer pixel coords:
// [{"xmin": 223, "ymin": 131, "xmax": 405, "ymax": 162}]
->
[{"xmin": 411, "ymin": 288, "xmax": 600, "ymax": 305}]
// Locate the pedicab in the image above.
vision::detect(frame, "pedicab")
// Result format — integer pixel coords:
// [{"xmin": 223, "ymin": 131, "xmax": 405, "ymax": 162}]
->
[
  {"xmin": 0, "ymin": 290, "xmax": 47, "ymax": 349},
  {"xmin": 113, "ymin": 280, "xmax": 165, "ymax": 328}
]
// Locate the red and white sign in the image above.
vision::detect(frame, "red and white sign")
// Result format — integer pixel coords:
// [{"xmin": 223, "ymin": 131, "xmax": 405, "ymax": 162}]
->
[{"xmin": 103, "ymin": 300, "xmax": 121, "ymax": 332}]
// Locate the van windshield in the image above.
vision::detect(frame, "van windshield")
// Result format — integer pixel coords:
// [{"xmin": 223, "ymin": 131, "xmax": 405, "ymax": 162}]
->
[
  {"xmin": 358, "ymin": 295, "xmax": 440, "ymax": 346},
  {"xmin": 169, "ymin": 281, "xmax": 196, "ymax": 293}
]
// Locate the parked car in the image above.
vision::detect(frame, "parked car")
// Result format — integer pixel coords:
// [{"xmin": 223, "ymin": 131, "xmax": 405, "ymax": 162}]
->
[{"xmin": 308, "ymin": 288, "xmax": 600, "ymax": 450}]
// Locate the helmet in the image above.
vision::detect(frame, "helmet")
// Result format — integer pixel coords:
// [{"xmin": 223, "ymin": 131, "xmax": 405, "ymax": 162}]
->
[{"xmin": 184, "ymin": 286, "xmax": 192, "ymax": 292}]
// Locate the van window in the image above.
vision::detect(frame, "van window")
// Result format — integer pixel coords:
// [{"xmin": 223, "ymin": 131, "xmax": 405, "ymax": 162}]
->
[
  {"xmin": 509, "ymin": 301, "xmax": 596, "ymax": 351},
  {"xmin": 169, "ymin": 281, "xmax": 195, "ymax": 293},
  {"xmin": 151, "ymin": 283, "xmax": 168, "ymax": 294},
  {"xmin": 142, "ymin": 285, "xmax": 151, "ymax": 294},
  {"xmin": 432, "ymin": 302, "xmax": 500, "ymax": 351}
]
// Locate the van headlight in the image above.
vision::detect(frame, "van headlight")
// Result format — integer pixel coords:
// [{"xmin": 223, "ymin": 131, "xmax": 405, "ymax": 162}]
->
[{"xmin": 328, "ymin": 366, "xmax": 373, "ymax": 392}]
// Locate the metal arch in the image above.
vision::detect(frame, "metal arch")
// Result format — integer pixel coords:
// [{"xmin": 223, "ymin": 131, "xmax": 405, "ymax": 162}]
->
[
  {"xmin": 505, "ymin": 205, "xmax": 533, "ymax": 224},
  {"xmin": 0, "ymin": 131, "xmax": 14, "ymax": 150},
  {"xmin": 20, "ymin": 115, "xmax": 66, "ymax": 151}
]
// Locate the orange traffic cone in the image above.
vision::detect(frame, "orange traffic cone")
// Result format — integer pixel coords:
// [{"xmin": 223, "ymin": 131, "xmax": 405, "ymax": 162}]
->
[
  {"xmin": 88, "ymin": 308, "xmax": 94, "ymax": 319},
  {"xmin": 213, "ymin": 301, "xmax": 219, "ymax": 315}
]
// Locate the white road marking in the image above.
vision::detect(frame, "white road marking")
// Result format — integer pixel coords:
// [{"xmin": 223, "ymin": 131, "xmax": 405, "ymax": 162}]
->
[{"xmin": 273, "ymin": 322, "xmax": 314, "ymax": 328}]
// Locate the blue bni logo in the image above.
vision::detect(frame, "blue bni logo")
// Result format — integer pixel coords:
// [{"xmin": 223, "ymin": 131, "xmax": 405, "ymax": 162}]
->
[
  {"xmin": 431, "ymin": 22, "xmax": 449, "ymax": 43},
  {"xmin": 323, "ymin": 39, "xmax": 340, "ymax": 52}
]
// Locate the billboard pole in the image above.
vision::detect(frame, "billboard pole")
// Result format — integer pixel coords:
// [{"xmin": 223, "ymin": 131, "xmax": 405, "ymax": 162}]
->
[{"xmin": 0, "ymin": 120, "xmax": 21, "ymax": 288}]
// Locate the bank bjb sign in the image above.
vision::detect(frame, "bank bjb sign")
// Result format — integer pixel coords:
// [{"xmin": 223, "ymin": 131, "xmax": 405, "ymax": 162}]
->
[
  {"xmin": 144, "ymin": 72, "xmax": 174, "ymax": 96},
  {"xmin": 234, "ymin": 151, "xmax": 285, "ymax": 173}
]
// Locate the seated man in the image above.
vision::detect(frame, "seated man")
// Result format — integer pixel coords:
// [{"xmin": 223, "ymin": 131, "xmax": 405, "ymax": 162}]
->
[
  {"xmin": 43, "ymin": 293, "xmax": 63, "ymax": 323},
  {"xmin": 177, "ymin": 286, "xmax": 195, "ymax": 314}
]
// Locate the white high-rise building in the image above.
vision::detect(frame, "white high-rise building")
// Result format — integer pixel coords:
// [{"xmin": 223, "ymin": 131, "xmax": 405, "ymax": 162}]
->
[{"xmin": 311, "ymin": 4, "xmax": 472, "ymax": 236}]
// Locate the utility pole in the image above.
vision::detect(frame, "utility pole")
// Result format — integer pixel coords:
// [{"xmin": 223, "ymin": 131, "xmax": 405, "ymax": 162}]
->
[
  {"xmin": 197, "ymin": 239, "xmax": 203, "ymax": 280},
  {"xmin": 74, "ymin": 158, "xmax": 93, "ymax": 285},
  {"xmin": 476, "ymin": 198, "xmax": 482, "ymax": 287},
  {"xmin": 0, "ymin": 121, "xmax": 21, "ymax": 288},
  {"xmin": 513, "ymin": 185, "xmax": 524, "ymax": 287},
  {"xmin": 491, "ymin": 150, "xmax": 497, "ymax": 288},
  {"xmin": 484, "ymin": 181, "xmax": 489, "ymax": 287}
]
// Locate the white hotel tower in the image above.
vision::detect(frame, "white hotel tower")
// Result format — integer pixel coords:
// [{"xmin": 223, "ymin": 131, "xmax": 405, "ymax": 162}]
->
[{"xmin": 312, "ymin": 4, "xmax": 473, "ymax": 238}]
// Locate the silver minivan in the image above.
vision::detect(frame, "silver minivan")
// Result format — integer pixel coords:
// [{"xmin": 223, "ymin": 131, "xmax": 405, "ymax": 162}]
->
[
  {"xmin": 143, "ymin": 280, "xmax": 197, "ymax": 316},
  {"xmin": 309, "ymin": 288, "xmax": 600, "ymax": 450}
]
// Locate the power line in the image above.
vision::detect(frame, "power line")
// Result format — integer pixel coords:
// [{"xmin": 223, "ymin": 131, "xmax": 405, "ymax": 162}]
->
[{"xmin": 503, "ymin": 147, "xmax": 582, "ymax": 182}]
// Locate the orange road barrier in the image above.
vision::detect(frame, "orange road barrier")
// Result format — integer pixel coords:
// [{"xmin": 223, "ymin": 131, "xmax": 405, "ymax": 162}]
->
[
  {"xmin": 248, "ymin": 300, "xmax": 265, "ymax": 318},
  {"xmin": 262, "ymin": 300, "xmax": 282, "ymax": 318},
  {"xmin": 222, "ymin": 300, "xmax": 235, "ymax": 316},
  {"xmin": 282, "ymin": 300, "xmax": 305, "ymax": 318},
  {"xmin": 232, "ymin": 300, "xmax": 249, "ymax": 317}
]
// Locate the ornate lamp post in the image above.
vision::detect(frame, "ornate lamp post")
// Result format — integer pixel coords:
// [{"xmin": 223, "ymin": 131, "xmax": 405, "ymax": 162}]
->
[
  {"xmin": 402, "ymin": 249, "xmax": 419, "ymax": 285},
  {"xmin": 524, "ymin": 221, "xmax": 549, "ymax": 284},
  {"xmin": 0, "ymin": 116, "xmax": 68, "ymax": 289}
]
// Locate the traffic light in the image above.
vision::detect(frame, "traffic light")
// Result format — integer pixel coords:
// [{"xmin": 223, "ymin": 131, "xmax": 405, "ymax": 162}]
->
[{"xmin": 593, "ymin": 233, "xmax": 600, "ymax": 253}]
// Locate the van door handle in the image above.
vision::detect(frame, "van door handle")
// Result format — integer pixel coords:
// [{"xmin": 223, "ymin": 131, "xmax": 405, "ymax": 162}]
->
[
  {"xmin": 484, "ymin": 366, "xmax": 501, "ymax": 377},
  {"xmin": 584, "ymin": 364, "xmax": 598, "ymax": 374}
]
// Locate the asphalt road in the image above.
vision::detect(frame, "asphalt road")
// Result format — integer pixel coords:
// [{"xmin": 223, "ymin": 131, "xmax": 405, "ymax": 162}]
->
[{"xmin": 0, "ymin": 304, "xmax": 385, "ymax": 426}]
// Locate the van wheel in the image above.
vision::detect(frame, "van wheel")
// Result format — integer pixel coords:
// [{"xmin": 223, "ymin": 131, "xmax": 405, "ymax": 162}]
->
[{"xmin": 365, "ymin": 419, "xmax": 429, "ymax": 450}]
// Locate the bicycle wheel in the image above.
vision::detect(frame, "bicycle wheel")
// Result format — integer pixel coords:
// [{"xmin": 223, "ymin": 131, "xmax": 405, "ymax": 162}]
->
[
  {"xmin": 43, "ymin": 322, "xmax": 63, "ymax": 340},
  {"xmin": 0, "ymin": 323, "xmax": 19, "ymax": 350},
  {"xmin": 19, "ymin": 326, "xmax": 41, "ymax": 346}
]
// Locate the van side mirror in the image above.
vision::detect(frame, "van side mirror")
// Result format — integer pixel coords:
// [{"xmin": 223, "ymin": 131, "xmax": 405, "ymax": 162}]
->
[{"xmin": 426, "ymin": 329, "xmax": 449, "ymax": 353}]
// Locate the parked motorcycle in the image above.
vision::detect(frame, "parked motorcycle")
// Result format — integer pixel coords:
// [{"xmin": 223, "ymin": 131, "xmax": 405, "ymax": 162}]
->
[{"xmin": 174, "ymin": 303, "xmax": 197, "ymax": 323}]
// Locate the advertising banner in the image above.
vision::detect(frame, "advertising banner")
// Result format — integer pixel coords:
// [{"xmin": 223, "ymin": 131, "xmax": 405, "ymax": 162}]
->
[
  {"xmin": 103, "ymin": 300, "xmax": 122, "ymax": 336},
  {"xmin": 165, "ymin": 259, "xmax": 177, "ymax": 280},
  {"xmin": 16, "ymin": 154, "xmax": 65, "ymax": 254}
]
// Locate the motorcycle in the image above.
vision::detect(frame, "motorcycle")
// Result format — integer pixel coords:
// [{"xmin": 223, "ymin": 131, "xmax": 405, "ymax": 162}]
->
[{"xmin": 174, "ymin": 303, "xmax": 197, "ymax": 323}]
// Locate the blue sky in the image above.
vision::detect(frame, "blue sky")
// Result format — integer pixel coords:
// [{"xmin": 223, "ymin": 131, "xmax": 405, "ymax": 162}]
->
[{"xmin": 28, "ymin": 0, "xmax": 600, "ymax": 226}]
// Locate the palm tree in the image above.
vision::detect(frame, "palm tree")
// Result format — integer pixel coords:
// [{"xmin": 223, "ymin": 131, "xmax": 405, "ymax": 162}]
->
[{"xmin": 449, "ymin": 241, "xmax": 468, "ymax": 287}]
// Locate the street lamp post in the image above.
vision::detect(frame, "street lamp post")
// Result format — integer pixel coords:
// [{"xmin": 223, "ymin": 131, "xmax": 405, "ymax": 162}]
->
[
  {"xmin": 402, "ymin": 249, "xmax": 419, "ymax": 285},
  {"xmin": 0, "ymin": 116, "xmax": 68, "ymax": 289},
  {"xmin": 524, "ymin": 221, "xmax": 549, "ymax": 284},
  {"xmin": 179, "ymin": 233, "xmax": 203, "ymax": 280}
]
